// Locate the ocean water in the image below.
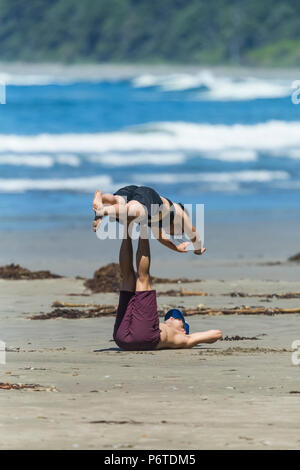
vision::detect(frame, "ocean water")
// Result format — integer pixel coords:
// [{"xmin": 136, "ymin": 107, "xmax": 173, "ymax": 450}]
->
[{"xmin": 0, "ymin": 69, "xmax": 300, "ymax": 231}]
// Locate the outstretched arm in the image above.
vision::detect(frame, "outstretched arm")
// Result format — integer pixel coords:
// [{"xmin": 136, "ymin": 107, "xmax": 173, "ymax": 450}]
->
[
  {"xmin": 181, "ymin": 329, "xmax": 222, "ymax": 348},
  {"xmin": 151, "ymin": 226, "xmax": 190, "ymax": 253},
  {"xmin": 180, "ymin": 209, "xmax": 206, "ymax": 255}
]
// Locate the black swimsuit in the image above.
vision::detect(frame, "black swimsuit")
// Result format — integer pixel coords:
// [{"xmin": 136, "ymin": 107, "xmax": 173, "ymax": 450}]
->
[
  {"xmin": 152, "ymin": 197, "xmax": 184, "ymax": 229},
  {"xmin": 113, "ymin": 185, "xmax": 184, "ymax": 228}
]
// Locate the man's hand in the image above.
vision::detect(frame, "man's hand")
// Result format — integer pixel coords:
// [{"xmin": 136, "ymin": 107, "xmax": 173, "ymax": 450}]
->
[
  {"xmin": 194, "ymin": 247, "xmax": 206, "ymax": 255},
  {"xmin": 176, "ymin": 241, "xmax": 191, "ymax": 253}
]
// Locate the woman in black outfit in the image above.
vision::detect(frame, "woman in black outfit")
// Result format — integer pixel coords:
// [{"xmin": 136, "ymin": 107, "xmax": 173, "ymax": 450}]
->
[{"xmin": 92, "ymin": 185, "xmax": 206, "ymax": 255}]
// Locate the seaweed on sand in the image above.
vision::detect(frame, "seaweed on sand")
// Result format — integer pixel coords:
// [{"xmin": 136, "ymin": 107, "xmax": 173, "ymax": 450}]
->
[
  {"xmin": 28, "ymin": 302, "xmax": 300, "ymax": 320},
  {"xmin": 29, "ymin": 305, "xmax": 116, "ymax": 320},
  {"xmin": 0, "ymin": 264, "xmax": 61, "ymax": 280},
  {"xmin": 225, "ymin": 292, "xmax": 300, "ymax": 299},
  {"xmin": 288, "ymin": 252, "xmax": 300, "ymax": 262},
  {"xmin": 0, "ymin": 382, "xmax": 58, "ymax": 391},
  {"xmin": 84, "ymin": 263, "xmax": 201, "ymax": 293}
]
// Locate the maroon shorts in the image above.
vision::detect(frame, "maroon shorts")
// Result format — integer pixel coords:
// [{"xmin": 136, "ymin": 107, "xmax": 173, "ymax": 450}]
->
[{"xmin": 113, "ymin": 290, "xmax": 161, "ymax": 351}]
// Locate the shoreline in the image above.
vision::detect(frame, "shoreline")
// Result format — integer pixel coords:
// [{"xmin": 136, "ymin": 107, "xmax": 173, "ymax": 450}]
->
[
  {"xmin": 1, "ymin": 62, "xmax": 300, "ymax": 80},
  {"xmin": 1, "ymin": 208, "xmax": 300, "ymax": 280}
]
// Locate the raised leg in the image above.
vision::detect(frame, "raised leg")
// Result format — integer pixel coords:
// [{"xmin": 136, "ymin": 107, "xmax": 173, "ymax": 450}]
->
[
  {"xmin": 136, "ymin": 227, "xmax": 152, "ymax": 292},
  {"xmin": 119, "ymin": 226, "xmax": 136, "ymax": 292}
]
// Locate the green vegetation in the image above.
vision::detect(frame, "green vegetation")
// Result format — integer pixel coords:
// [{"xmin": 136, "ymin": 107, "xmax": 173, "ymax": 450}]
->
[{"xmin": 0, "ymin": 0, "xmax": 300, "ymax": 66}]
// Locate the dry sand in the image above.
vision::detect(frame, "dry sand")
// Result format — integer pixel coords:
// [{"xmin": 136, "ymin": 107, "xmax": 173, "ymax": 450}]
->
[{"xmin": 1, "ymin": 274, "xmax": 300, "ymax": 450}]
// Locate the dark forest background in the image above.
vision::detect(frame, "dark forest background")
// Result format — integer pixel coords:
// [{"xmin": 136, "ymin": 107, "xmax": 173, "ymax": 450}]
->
[{"xmin": 0, "ymin": 0, "xmax": 300, "ymax": 65}]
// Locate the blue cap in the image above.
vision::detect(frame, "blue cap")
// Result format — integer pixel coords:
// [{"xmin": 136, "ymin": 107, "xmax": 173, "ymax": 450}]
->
[{"xmin": 164, "ymin": 309, "xmax": 189, "ymax": 335}]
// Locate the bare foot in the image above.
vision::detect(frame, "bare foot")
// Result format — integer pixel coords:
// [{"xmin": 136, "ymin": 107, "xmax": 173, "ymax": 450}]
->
[
  {"xmin": 194, "ymin": 248, "xmax": 206, "ymax": 255},
  {"xmin": 93, "ymin": 190, "xmax": 104, "ymax": 232},
  {"xmin": 93, "ymin": 190, "xmax": 103, "ymax": 212},
  {"xmin": 176, "ymin": 241, "xmax": 191, "ymax": 253}
]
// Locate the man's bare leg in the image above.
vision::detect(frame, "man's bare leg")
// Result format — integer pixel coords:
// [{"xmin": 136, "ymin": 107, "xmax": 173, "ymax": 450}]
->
[
  {"xmin": 136, "ymin": 226, "xmax": 152, "ymax": 292},
  {"xmin": 119, "ymin": 224, "xmax": 136, "ymax": 292}
]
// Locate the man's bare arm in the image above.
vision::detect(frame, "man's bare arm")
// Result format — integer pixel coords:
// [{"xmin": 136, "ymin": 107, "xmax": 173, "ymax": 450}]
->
[{"xmin": 181, "ymin": 330, "xmax": 222, "ymax": 349}]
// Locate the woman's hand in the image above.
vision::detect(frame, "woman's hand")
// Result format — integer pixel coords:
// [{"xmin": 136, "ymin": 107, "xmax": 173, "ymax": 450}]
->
[
  {"xmin": 194, "ymin": 247, "xmax": 206, "ymax": 255},
  {"xmin": 176, "ymin": 241, "xmax": 191, "ymax": 253}
]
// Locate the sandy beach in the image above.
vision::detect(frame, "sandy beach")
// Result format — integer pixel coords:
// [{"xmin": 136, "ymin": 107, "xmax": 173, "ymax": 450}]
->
[
  {"xmin": 1, "ymin": 60, "xmax": 300, "ymax": 450},
  {"xmin": 1, "ymin": 227, "xmax": 300, "ymax": 449}
]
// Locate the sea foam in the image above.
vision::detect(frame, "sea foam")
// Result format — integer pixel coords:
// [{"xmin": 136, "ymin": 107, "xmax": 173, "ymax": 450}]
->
[
  {"xmin": 132, "ymin": 71, "xmax": 290, "ymax": 101},
  {"xmin": 0, "ymin": 175, "xmax": 114, "ymax": 193},
  {"xmin": 0, "ymin": 121, "xmax": 300, "ymax": 157}
]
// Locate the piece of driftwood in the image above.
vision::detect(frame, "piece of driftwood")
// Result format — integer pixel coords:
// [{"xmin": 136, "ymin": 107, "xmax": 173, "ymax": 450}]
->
[
  {"xmin": 0, "ymin": 264, "xmax": 61, "ymax": 280},
  {"xmin": 29, "ymin": 305, "xmax": 116, "ymax": 320},
  {"xmin": 0, "ymin": 382, "xmax": 58, "ymax": 391},
  {"xmin": 157, "ymin": 289, "xmax": 207, "ymax": 297},
  {"xmin": 258, "ymin": 261, "xmax": 282, "ymax": 266},
  {"xmin": 225, "ymin": 292, "xmax": 300, "ymax": 299},
  {"xmin": 84, "ymin": 263, "xmax": 201, "ymax": 293},
  {"xmin": 29, "ymin": 302, "xmax": 300, "ymax": 320},
  {"xmin": 188, "ymin": 306, "xmax": 300, "ymax": 316},
  {"xmin": 52, "ymin": 301, "xmax": 103, "ymax": 308},
  {"xmin": 151, "ymin": 276, "xmax": 202, "ymax": 284}
]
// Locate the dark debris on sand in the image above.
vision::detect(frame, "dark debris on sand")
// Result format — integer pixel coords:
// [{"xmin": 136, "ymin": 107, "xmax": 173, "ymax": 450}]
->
[
  {"xmin": 288, "ymin": 252, "xmax": 300, "ymax": 262},
  {"xmin": 181, "ymin": 306, "xmax": 300, "ymax": 315},
  {"xmin": 221, "ymin": 335, "xmax": 265, "ymax": 341},
  {"xmin": 0, "ymin": 382, "xmax": 58, "ymax": 391},
  {"xmin": 29, "ymin": 305, "xmax": 116, "ymax": 320},
  {"xmin": 28, "ymin": 301, "xmax": 300, "ymax": 320},
  {"xmin": 84, "ymin": 263, "xmax": 121, "ymax": 292},
  {"xmin": 225, "ymin": 291, "xmax": 300, "ymax": 299},
  {"xmin": 84, "ymin": 263, "xmax": 201, "ymax": 293},
  {"xmin": 0, "ymin": 264, "xmax": 62, "ymax": 280}
]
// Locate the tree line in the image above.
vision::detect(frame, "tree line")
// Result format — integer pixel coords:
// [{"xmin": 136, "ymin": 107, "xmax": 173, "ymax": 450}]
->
[{"xmin": 0, "ymin": 0, "xmax": 299, "ymax": 65}]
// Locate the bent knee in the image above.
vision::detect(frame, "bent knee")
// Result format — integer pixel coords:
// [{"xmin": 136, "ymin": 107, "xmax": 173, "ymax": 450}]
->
[{"xmin": 136, "ymin": 275, "xmax": 151, "ymax": 291}]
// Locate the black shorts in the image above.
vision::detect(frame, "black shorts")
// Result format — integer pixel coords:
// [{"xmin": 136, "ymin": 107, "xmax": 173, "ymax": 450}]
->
[
  {"xmin": 114, "ymin": 185, "xmax": 163, "ymax": 220},
  {"xmin": 113, "ymin": 290, "xmax": 161, "ymax": 351}
]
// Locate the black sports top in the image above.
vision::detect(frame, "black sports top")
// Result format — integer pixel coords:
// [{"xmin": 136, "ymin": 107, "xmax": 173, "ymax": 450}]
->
[{"xmin": 149, "ymin": 197, "xmax": 184, "ymax": 229}]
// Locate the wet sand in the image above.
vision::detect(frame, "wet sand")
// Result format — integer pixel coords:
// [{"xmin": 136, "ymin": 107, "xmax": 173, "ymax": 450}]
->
[{"xmin": 1, "ymin": 274, "xmax": 300, "ymax": 450}]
